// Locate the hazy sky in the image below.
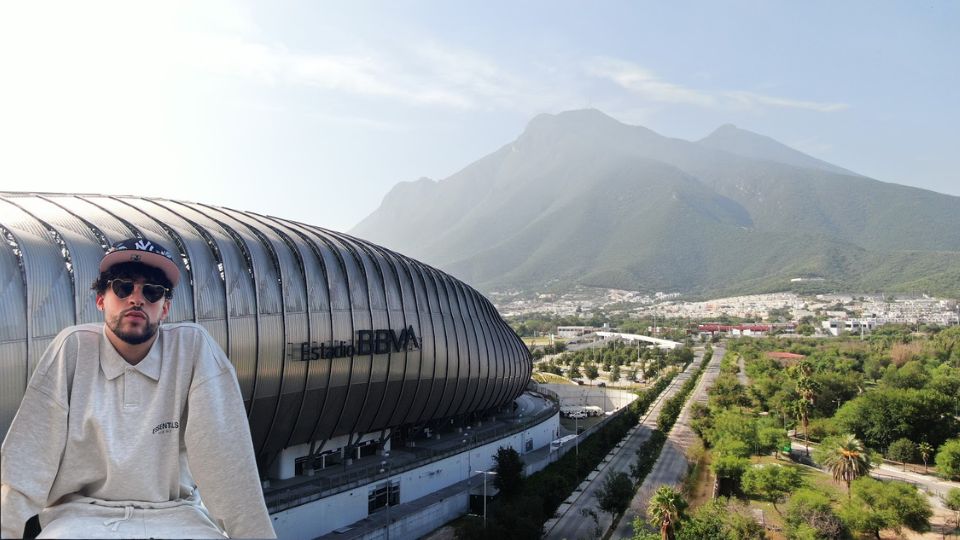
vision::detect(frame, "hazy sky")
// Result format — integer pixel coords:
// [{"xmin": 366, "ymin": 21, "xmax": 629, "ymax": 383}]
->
[{"xmin": 2, "ymin": 1, "xmax": 957, "ymax": 232}]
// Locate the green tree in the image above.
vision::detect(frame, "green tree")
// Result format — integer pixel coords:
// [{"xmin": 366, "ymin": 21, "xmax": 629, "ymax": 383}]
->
[
  {"xmin": 936, "ymin": 438, "xmax": 960, "ymax": 480},
  {"xmin": 584, "ymin": 363, "xmax": 600, "ymax": 381},
  {"xmin": 674, "ymin": 498, "xmax": 764, "ymax": 540},
  {"xmin": 741, "ymin": 464, "xmax": 804, "ymax": 514},
  {"xmin": 783, "ymin": 488, "xmax": 847, "ymax": 540},
  {"xmin": 815, "ymin": 434, "xmax": 871, "ymax": 499},
  {"xmin": 647, "ymin": 486, "xmax": 687, "ymax": 540},
  {"xmin": 595, "ymin": 471, "xmax": 633, "ymax": 521},
  {"xmin": 610, "ymin": 364, "xmax": 621, "ymax": 383},
  {"xmin": 711, "ymin": 454, "xmax": 749, "ymax": 493},
  {"xmin": 886, "ymin": 438, "xmax": 915, "ymax": 470},
  {"xmin": 943, "ymin": 487, "xmax": 960, "ymax": 536},
  {"xmin": 839, "ymin": 477, "xmax": 931, "ymax": 538},
  {"xmin": 757, "ymin": 426, "xmax": 790, "ymax": 460},
  {"xmin": 492, "ymin": 446, "xmax": 524, "ymax": 497},
  {"xmin": 834, "ymin": 388, "xmax": 957, "ymax": 451}
]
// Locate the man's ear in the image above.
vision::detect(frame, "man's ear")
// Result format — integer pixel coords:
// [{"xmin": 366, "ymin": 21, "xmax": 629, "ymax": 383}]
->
[
  {"xmin": 95, "ymin": 294, "xmax": 105, "ymax": 311},
  {"xmin": 160, "ymin": 298, "xmax": 171, "ymax": 321}
]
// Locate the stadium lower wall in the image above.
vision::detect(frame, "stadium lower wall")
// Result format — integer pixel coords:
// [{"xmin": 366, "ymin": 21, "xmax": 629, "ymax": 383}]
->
[{"xmin": 271, "ymin": 413, "xmax": 559, "ymax": 539}]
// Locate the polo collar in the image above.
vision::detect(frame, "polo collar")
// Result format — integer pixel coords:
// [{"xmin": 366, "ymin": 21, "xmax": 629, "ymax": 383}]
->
[{"xmin": 100, "ymin": 326, "xmax": 163, "ymax": 381}]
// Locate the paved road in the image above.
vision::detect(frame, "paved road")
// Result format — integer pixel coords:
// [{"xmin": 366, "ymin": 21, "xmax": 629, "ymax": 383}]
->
[
  {"xmin": 544, "ymin": 351, "xmax": 706, "ymax": 540},
  {"xmin": 612, "ymin": 347, "xmax": 724, "ymax": 539}
]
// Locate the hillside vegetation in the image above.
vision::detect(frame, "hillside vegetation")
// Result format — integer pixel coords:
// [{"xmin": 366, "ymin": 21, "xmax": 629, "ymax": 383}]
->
[{"xmin": 352, "ymin": 109, "xmax": 960, "ymax": 297}]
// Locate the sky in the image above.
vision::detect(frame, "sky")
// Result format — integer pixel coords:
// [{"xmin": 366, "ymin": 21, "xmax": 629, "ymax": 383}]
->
[{"xmin": 2, "ymin": 1, "xmax": 957, "ymax": 232}]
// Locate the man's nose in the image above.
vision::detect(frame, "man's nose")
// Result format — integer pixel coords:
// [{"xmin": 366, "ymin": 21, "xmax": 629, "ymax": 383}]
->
[{"xmin": 126, "ymin": 285, "xmax": 147, "ymax": 305}]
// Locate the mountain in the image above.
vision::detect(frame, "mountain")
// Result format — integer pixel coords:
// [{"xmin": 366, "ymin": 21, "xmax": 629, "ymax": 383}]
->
[
  {"xmin": 350, "ymin": 109, "xmax": 960, "ymax": 297},
  {"xmin": 698, "ymin": 123, "xmax": 858, "ymax": 176}
]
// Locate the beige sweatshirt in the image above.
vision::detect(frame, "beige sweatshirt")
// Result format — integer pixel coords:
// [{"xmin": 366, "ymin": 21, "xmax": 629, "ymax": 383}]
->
[{"xmin": 0, "ymin": 323, "xmax": 276, "ymax": 539}]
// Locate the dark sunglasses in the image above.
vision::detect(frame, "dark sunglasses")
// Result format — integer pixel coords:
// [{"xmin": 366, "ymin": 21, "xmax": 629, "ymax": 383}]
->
[{"xmin": 107, "ymin": 279, "xmax": 170, "ymax": 303}]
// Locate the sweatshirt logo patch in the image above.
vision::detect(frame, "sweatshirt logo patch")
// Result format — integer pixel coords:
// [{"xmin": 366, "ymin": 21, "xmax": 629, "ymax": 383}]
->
[{"xmin": 152, "ymin": 421, "xmax": 180, "ymax": 435}]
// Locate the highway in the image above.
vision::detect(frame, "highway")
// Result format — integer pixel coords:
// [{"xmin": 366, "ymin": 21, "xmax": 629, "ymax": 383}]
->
[
  {"xmin": 612, "ymin": 346, "xmax": 724, "ymax": 539},
  {"xmin": 543, "ymin": 349, "xmax": 708, "ymax": 540}
]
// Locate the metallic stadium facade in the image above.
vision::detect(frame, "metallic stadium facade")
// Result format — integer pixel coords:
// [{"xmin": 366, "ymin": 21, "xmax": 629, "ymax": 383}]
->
[{"xmin": 0, "ymin": 192, "xmax": 532, "ymax": 475}]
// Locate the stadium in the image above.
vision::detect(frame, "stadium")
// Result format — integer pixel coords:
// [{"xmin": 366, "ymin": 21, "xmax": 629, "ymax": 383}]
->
[{"xmin": 0, "ymin": 192, "xmax": 554, "ymax": 538}]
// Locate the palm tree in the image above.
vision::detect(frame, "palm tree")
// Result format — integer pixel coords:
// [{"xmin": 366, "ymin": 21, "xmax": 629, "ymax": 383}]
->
[
  {"xmin": 789, "ymin": 362, "xmax": 818, "ymax": 456},
  {"xmin": 918, "ymin": 441, "xmax": 934, "ymax": 474},
  {"xmin": 820, "ymin": 434, "xmax": 872, "ymax": 499},
  {"xmin": 791, "ymin": 398, "xmax": 811, "ymax": 456},
  {"xmin": 647, "ymin": 486, "xmax": 687, "ymax": 540}
]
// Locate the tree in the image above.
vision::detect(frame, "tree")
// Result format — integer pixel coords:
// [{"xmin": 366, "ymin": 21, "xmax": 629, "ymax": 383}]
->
[
  {"xmin": 741, "ymin": 464, "xmax": 803, "ymax": 514},
  {"xmin": 839, "ymin": 477, "xmax": 931, "ymax": 538},
  {"xmin": 886, "ymin": 438, "xmax": 915, "ymax": 470},
  {"xmin": 757, "ymin": 426, "xmax": 790, "ymax": 460},
  {"xmin": 815, "ymin": 434, "xmax": 871, "ymax": 499},
  {"xmin": 492, "ymin": 446, "xmax": 524, "ymax": 497},
  {"xmin": 711, "ymin": 454, "xmax": 749, "ymax": 495},
  {"xmin": 789, "ymin": 363, "xmax": 819, "ymax": 456},
  {"xmin": 944, "ymin": 487, "xmax": 960, "ymax": 536},
  {"xmin": 610, "ymin": 364, "xmax": 621, "ymax": 383},
  {"xmin": 917, "ymin": 441, "xmax": 933, "ymax": 473},
  {"xmin": 673, "ymin": 498, "xmax": 763, "ymax": 540},
  {"xmin": 584, "ymin": 363, "xmax": 600, "ymax": 381},
  {"xmin": 784, "ymin": 488, "xmax": 847, "ymax": 540},
  {"xmin": 595, "ymin": 472, "xmax": 633, "ymax": 520},
  {"xmin": 647, "ymin": 486, "xmax": 686, "ymax": 540},
  {"xmin": 936, "ymin": 438, "xmax": 960, "ymax": 480}
]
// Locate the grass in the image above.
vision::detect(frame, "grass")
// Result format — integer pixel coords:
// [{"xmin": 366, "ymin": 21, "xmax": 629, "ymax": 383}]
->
[
  {"xmin": 521, "ymin": 336, "xmax": 567, "ymax": 346},
  {"xmin": 531, "ymin": 372, "xmax": 576, "ymax": 384}
]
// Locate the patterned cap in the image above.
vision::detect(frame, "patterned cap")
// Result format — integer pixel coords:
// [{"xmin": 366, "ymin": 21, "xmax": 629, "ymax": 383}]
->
[{"xmin": 99, "ymin": 238, "xmax": 181, "ymax": 287}]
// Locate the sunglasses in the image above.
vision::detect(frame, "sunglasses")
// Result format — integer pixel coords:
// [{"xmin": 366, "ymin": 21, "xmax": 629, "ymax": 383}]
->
[{"xmin": 107, "ymin": 279, "xmax": 170, "ymax": 303}]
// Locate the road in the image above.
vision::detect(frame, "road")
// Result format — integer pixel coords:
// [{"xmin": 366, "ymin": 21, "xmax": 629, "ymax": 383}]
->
[
  {"xmin": 612, "ymin": 346, "xmax": 724, "ymax": 539},
  {"xmin": 543, "ymin": 351, "xmax": 707, "ymax": 540}
]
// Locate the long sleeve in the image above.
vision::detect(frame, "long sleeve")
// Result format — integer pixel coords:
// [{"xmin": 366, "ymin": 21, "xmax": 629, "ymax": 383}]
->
[
  {"xmin": 184, "ymin": 361, "xmax": 275, "ymax": 539},
  {"xmin": 1, "ymin": 366, "xmax": 69, "ymax": 538}
]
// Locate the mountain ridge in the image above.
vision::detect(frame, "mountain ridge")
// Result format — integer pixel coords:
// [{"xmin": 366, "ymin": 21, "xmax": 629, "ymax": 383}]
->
[{"xmin": 351, "ymin": 109, "xmax": 960, "ymax": 297}]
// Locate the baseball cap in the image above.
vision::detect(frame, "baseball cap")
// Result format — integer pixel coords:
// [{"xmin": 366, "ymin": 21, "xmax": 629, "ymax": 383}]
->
[{"xmin": 99, "ymin": 238, "xmax": 181, "ymax": 287}]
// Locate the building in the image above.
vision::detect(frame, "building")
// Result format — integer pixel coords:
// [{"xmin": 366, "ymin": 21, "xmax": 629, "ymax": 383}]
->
[
  {"xmin": 822, "ymin": 318, "xmax": 876, "ymax": 336},
  {"xmin": 0, "ymin": 192, "xmax": 537, "ymax": 537},
  {"xmin": 556, "ymin": 325, "xmax": 603, "ymax": 338}
]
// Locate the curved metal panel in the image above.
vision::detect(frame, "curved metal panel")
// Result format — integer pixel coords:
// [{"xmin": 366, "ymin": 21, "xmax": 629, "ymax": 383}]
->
[
  {"xmin": 454, "ymin": 281, "xmax": 485, "ymax": 413},
  {"xmin": 10, "ymin": 197, "xmax": 102, "ymax": 325},
  {"xmin": 401, "ymin": 255, "xmax": 435, "ymax": 425},
  {"xmin": 367, "ymin": 245, "xmax": 411, "ymax": 431},
  {"xmin": 270, "ymin": 217, "xmax": 334, "ymax": 449},
  {"xmin": 196, "ymin": 206, "xmax": 284, "ymax": 456},
  {"xmin": 446, "ymin": 275, "xmax": 472, "ymax": 418},
  {"xmin": 242, "ymin": 213, "xmax": 310, "ymax": 464},
  {"xmin": 0, "ymin": 200, "xmax": 75, "ymax": 379},
  {"xmin": 415, "ymin": 261, "xmax": 449, "ymax": 423},
  {"xmin": 346, "ymin": 239, "xmax": 391, "ymax": 436},
  {"xmin": 0, "ymin": 222, "xmax": 28, "ymax": 438}
]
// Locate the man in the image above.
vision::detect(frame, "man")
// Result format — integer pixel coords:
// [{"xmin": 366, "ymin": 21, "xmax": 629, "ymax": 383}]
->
[{"xmin": 1, "ymin": 238, "xmax": 276, "ymax": 539}]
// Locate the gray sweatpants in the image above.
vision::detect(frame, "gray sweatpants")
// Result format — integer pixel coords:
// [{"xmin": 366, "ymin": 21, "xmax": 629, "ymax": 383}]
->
[{"xmin": 38, "ymin": 501, "xmax": 227, "ymax": 539}]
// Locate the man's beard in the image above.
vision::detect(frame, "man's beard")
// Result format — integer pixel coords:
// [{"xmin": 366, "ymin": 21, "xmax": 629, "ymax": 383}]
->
[{"xmin": 109, "ymin": 309, "xmax": 159, "ymax": 345}]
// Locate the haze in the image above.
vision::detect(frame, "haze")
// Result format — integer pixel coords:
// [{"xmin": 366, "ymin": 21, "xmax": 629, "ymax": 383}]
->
[{"xmin": 1, "ymin": 1, "xmax": 957, "ymax": 231}]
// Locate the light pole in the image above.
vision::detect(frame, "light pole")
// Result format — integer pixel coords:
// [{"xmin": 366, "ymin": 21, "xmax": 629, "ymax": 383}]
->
[{"xmin": 474, "ymin": 470, "xmax": 497, "ymax": 529}]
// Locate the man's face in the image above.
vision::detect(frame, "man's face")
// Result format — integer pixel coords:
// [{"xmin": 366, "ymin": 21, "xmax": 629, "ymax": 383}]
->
[{"xmin": 96, "ymin": 276, "xmax": 171, "ymax": 346}]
